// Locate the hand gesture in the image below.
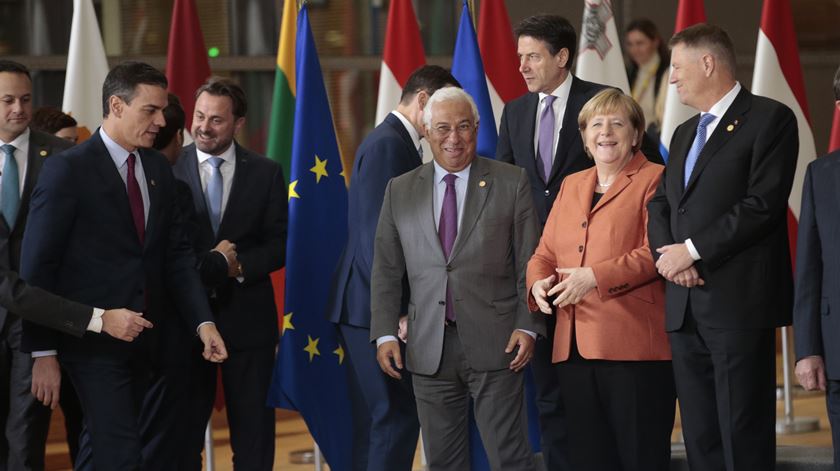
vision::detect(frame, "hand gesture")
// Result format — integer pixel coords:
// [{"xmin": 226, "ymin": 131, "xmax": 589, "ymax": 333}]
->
[{"xmin": 101, "ymin": 308, "xmax": 153, "ymax": 342}]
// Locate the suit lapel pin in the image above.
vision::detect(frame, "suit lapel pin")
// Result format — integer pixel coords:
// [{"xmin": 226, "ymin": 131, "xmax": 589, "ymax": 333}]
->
[
  {"xmin": 150, "ymin": 179, "xmax": 156, "ymax": 187},
  {"xmin": 39, "ymin": 150, "xmax": 47, "ymax": 157},
  {"xmin": 726, "ymin": 119, "xmax": 739, "ymax": 132},
  {"xmin": 479, "ymin": 180, "xmax": 486, "ymax": 188}
]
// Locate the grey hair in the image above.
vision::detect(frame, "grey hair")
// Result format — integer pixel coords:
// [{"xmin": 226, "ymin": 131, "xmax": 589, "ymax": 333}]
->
[{"xmin": 422, "ymin": 87, "xmax": 480, "ymax": 129}]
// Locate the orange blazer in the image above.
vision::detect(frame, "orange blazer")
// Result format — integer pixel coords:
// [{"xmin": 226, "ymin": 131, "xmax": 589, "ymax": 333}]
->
[{"xmin": 527, "ymin": 152, "xmax": 670, "ymax": 362}]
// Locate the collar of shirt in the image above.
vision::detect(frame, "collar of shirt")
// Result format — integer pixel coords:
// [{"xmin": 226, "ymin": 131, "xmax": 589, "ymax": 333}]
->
[
  {"xmin": 99, "ymin": 127, "xmax": 150, "ymax": 222},
  {"xmin": 100, "ymin": 127, "xmax": 137, "ymax": 169},
  {"xmin": 391, "ymin": 110, "xmax": 421, "ymax": 151},
  {"xmin": 535, "ymin": 74, "xmax": 574, "ymax": 159},
  {"xmin": 196, "ymin": 141, "xmax": 237, "ymax": 166},
  {"xmin": 702, "ymin": 81, "xmax": 742, "ymax": 143},
  {"xmin": 0, "ymin": 128, "xmax": 30, "ymax": 198},
  {"xmin": 432, "ymin": 160, "xmax": 471, "ymax": 231}
]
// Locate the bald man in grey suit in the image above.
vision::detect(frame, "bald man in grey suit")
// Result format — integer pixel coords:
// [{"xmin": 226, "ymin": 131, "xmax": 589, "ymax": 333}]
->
[{"xmin": 371, "ymin": 87, "xmax": 544, "ymax": 471}]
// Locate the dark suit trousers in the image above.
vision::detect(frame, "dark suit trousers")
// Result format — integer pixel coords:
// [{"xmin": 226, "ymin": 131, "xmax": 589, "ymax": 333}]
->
[
  {"xmin": 182, "ymin": 342, "xmax": 276, "ymax": 471},
  {"xmin": 0, "ymin": 317, "xmax": 50, "ymax": 471},
  {"xmin": 530, "ymin": 314, "xmax": 571, "ymax": 470},
  {"xmin": 64, "ymin": 357, "xmax": 152, "ymax": 471},
  {"xmin": 556, "ymin": 336, "xmax": 675, "ymax": 471},
  {"xmin": 825, "ymin": 380, "xmax": 840, "ymax": 471},
  {"xmin": 669, "ymin": 310, "xmax": 776, "ymax": 471},
  {"xmin": 412, "ymin": 325, "xmax": 535, "ymax": 471},
  {"xmin": 338, "ymin": 324, "xmax": 419, "ymax": 471},
  {"xmin": 58, "ymin": 365, "xmax": 84, "ymax": 466}
]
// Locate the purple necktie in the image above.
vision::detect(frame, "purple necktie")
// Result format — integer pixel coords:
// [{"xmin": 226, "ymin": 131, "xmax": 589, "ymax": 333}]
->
[
  {"xmin": 439, "ymin": 174, "xmax": 457, "ymax": 322},
  {"xmin": 537, "ymin": 95, "xmax": 557, "ymax": 182},
  {"xmin": 126, "ymin": 153, "xmax": 145, "ymax": 244}
]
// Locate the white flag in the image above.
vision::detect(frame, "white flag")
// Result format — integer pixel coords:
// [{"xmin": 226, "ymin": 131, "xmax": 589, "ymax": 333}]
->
[{"xmin": 575, "ymin": 0, "xmax": 630, "ymax": 94}]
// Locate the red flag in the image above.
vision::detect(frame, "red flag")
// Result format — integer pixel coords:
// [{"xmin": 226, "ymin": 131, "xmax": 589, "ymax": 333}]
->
[
  {"xmin": 675, "ymin": 0, "xmax": 707, "ymax": 31},
  {"xmin": 829, "ymin": 107, "xmax": 840, "ymax": 153},
  {"xmin": 374, "ymin": 0, "xmax": 425, "ymax": 125},
  {"xmin": 478, "ymin": 0, "xmax": 527, "ymax": 130},
  {"xmin": 166, "ymin": 0, "xmax": 211, "ymax": 130},
  {"xmin": 753, "ymin": 0, "xmax": 817, "ymax": 262}
]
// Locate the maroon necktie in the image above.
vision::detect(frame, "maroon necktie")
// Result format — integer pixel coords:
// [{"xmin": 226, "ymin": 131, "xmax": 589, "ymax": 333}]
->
[
  {"xmin": 439, "ymin": 174, "xmax": 457, "ymax": 322},
  {"xmin": 126, "ymin": 153, "xmax": 145, "ymax": 244}
]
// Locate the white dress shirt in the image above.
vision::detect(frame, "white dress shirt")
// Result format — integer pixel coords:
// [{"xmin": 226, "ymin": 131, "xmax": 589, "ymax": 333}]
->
[
  {"xmin": 196, "ymin": 143, "xmax": 237, "ymax": 221},
  {"xmin": 533, "ymin": 74, "xmax": 574, "ymax": 163},
  {"xmin": 100, "ymin": 127, "xmax": 150, "ymax": 224},
  {"xmin": 685, "ymin": 82, "xmax": 742, "ymax": 260}
]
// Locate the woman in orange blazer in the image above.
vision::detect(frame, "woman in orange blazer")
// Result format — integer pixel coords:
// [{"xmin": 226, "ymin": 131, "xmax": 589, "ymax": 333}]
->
[{"xmin": 527, "ymin": 89, "xmax": 675, "ymax": 471}]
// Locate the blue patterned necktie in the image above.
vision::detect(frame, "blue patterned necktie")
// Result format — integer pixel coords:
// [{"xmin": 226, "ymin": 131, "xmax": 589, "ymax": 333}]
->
[
  {"xmin": 684, "ymin": 113, "xmax": 716, "ymax": 188},
  {"xmin": 206, "ymin": 157, "xmax": 224, "ymax": 234},
  {"xmin": 439, "ymin": 174, "xmax": 457, "ymax": 322},
  {"xmin": 1, "ymin": 144, "xmax": 20, "ymax": 229}
]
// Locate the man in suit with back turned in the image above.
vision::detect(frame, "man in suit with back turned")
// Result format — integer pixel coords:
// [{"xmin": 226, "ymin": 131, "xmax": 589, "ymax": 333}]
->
[
  {"xmin": 793, "ymin": 64, "xmax": 840, "ymax": 469},
  {"xmin": 371, "ymin": 87, "xmax": 544, "ymax": 471},
  {"xmin": 326, "ymin": 65, "xmax": 460, "ymax": 471},
  {"xmin": 0, "ymin": 59, "xmax": 153, "ymax": 471},
  {"xmin": 173, "ymin": 77, "xmax": 287, "ymax": 471},
  {"xmin": 647, "ymin": 24, "xmax": 798, "ymax": 470},
  {"xmin": 20, "ymin": 61, "xmax": 228, "ymax": 470}
]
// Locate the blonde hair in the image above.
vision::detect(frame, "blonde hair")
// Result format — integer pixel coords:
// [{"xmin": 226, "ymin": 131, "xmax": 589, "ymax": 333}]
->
[{"xmin": 578, "ymin": 89, "xmax": 645, "ymax": 154}]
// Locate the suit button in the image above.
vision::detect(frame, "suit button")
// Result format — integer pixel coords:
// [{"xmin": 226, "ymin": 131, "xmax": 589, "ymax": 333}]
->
[
  {"xmin": 578, "ymin": 245, "xmax": 583, "ymax": 253},
  {"xmin": 439, "ymin": 301, "xmax": 445, "ymax": 305},
  {"xmin": 446, "ymin": 265, "xmax": 452, "ymax": 272},
  {"xmin": 678, "ymin": 208, "xmax": 686, "ymax": 214},
  {"xmin": 581, "ymin": 221, "xmax": 587, "ymax": 228},
  {"xmin": 544, "ymin": 190, "xmax": 550, "ymax": 197}
]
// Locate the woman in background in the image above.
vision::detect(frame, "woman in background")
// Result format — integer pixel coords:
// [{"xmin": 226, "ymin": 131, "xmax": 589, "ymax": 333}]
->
[{"xmin": 625, "ymin": 19, "xmax": 669, "ymax": 140}]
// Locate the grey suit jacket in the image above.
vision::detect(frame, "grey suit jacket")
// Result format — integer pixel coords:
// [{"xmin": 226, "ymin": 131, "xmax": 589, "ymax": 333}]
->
[{"xmin": 371, "ymin": 156, "xmax": 544, "ymax": 375}]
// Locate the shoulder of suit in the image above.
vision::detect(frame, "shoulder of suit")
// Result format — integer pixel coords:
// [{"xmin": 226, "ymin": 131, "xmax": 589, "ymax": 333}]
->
[
  {"xmin": 29, "ymin": 129, "xmax": 73, "ymax": 154},
  {"xmin": 809, "ymin": 149, "xmax": 840, "ymax": 172},
  {"xmin": 237, "ymin": 145, "xmax": 278, "ymax": 168}
]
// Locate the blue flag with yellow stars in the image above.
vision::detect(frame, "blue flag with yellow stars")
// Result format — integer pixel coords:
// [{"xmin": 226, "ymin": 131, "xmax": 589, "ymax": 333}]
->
[
  {"xmin": 452, "ymin": 0, "xmax": 498, "ymax": 158},
  {"xmin": 267, "ymin": 4, "xmax": 352, "ymax": 469}
]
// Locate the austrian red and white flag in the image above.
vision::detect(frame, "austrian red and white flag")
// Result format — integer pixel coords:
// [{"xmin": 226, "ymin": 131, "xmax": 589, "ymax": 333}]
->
[
  {"xmin": 374, "ymin": 0, "xmax": 425, "ymax": 125},
  {"xmin": 659, "ymin": 0, "xmax": 706, "ymax": 160},
  {"xmin": 752, "ymin": 0, "xmax": 816, "ymax": 255},
  {"xmin": 575, "ymin": 0, "xmax": 630, "ymax": 95},
  {"xmin": 829, "ymin": 107, "xmax": 840, "ymax": 153},
  {"xmin": 477, "ymin": 0, "xmax": 527, "ymax": 131}
]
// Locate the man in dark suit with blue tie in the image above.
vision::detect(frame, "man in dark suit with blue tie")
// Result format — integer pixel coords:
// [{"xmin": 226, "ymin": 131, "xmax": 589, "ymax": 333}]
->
[
  {"xmin": 648, "ymin": 25, "xmax": 798, "ymax": 470},
  {"xmin": 20, "ymin": 61, "xmax": 228, "ymax": 470},
  {"xmin": 794, "ymin": 64, "xmax": 840, "ymax": 468},
  {"xmin": 326, "ymin": 65, "xmax": 460, "ymax": 471},
  {"xmin": 173, "ymin": 77, "xmax": 287, "ymax": 471}
]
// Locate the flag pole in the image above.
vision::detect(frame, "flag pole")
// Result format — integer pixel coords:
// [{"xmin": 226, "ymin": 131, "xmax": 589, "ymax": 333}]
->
[
  {"xmin": 313, "ymin": 442, "xmax": 323, "ymax": 471},
  {"xmin": 204, "ymin": 420, "xmax": 216, "ymax": 471},
  {"xmin": 775, "ymin": 326, "xmax": 819, "ymax": 434}
]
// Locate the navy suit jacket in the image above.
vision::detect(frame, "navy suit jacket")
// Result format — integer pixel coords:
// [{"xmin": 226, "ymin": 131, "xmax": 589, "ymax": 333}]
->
[
  {"xmin": 326, "ymin": 113, "xmax": 420, "ymax": 328},
  {"xmin": 20, "ymin": 130, "xmax": 213, "ymax": 360},
  {"xmin": 173, "ymin": 143, "xmax": 287, "ymax": 350},
  {"xmin": 647, "ymin": 88, "xmax": 798, "ymax": 331},
  {"xmin": 794, "ymin": 150, "xmax": 840, "ymax": 378}
]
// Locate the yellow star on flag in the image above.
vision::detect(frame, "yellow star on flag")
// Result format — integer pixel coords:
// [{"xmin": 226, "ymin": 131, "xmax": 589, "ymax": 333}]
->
[
  {"xmin": 304, "ymin": 335, "xmax": 321, "ymax": 362},
  {"xmin": 333, "ymin": 344, "xmax": 345, "ymax": 365},
  {"xmin": 282, "ymin": 312, "xmax": 295, "ymax": 335},
  {"xmin": 310, "ymin": 155, "xmax": 329, "ymax": 183},
  {"xmin": 288, "ymin": 180, "xmax": 300, "ymax": 201}
]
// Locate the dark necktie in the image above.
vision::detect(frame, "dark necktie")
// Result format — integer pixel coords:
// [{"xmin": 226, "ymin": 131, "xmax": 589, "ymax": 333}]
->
[
  {"xmin": 1, "ymin": 144, "xmax": 20, "ymax": 229},
  {"xmin": 126, "ymin": 153, "xmax": 145, "ymax": 244},
  {"xmin": 537, "ymin": 95, "xmax": 557, "ymax": 182},
  {"xmin": 439, "ymin": 174, "xmax": 457, "ymax": 322},
  {"xmin": 684, "ymin": 113, "xmax": 716, "ymax": 188}
]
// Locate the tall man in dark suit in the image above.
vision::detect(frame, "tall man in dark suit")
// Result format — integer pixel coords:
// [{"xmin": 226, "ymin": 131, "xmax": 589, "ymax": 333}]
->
[
  {"xmin": 20, "ymin": 61, "xmax": 228, "ymax": 470},
  {"xmin": 494, "ymin": 16, "xmax": 604, "ymax": 470},
  {"xmin": 173, "ymin": 77, "xmax": 287, "ymax": 471},
  {"xmin": 0, "ymin": 59, "xmax": 153, "ymax": 471},
  {"xmin": 647, "ymin": 25, "xmax": 798, "ymax": 470},
  {"xmin": 372, "ymin": 87, "xmax": 544, "ymax": 471},
  {"xmin": 326, "ymin": 65, "xmax": 459, "ymax": 471},
  {"xmin": 794, "ymin": 65, "xmax": 840, "ymax": 469}
]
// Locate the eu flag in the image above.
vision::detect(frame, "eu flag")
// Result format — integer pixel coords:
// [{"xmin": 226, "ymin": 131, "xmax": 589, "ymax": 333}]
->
[
  {"xmin": 267, "ymin": 5, "xmax": 352, "ymax": 469},
  {"xmin": 452, "ymin": 0, "xmax": 498, "ymax": 158}
]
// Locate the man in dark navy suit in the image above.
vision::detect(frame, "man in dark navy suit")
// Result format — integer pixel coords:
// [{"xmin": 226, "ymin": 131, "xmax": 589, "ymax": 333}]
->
[
  {"xmin": 794, "ymin": 64, "xmax": 840, "ymax": 469},
  {"xmin": 173, "ymin": 77, "xmax": 287, "ymax": 471},
  {"xmin": 20, "ymin": 61, "xmax": 227, "ymax": 470},
  {"xmin": 325, "ymin": 65, "xmax": 460, "ymax": 471}
]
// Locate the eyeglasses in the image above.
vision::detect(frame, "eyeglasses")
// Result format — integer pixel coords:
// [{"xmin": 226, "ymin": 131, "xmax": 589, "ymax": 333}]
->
[{"xmin": 430, "ymin": 122, "xmax": 475, "ymax": 137}]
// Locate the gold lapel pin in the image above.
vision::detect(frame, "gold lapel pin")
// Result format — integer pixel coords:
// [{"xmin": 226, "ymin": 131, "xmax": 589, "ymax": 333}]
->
[
  {"xmin": 479, "ymin": 180, "xmax": 486, "ymax": 188},
  {"xmin": 39, "ymin": 150, "xmax": 47, "ymax": 157},
  {"xmin": 726, "ymin": 124, "xmax": 734, "ymax": 132}
]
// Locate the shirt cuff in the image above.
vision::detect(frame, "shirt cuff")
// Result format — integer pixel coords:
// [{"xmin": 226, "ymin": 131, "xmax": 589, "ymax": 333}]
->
[
  {"xmin": 212, "ymin": 248, "xmax": 230, "ymax": 265},
  {"xmin": 196, "ymin": 321, "xmax": 215, "ymax": 335},
  {"xmin": 87, "ymin": 308, "xmax": 104, "ymax": 333},
  {"xmin": 376, "ymin": 335, "xmax": 399, "ymax": 347},
  {"xmin": 32, "ymin": 350, "xmax": 57, "ymax": 358},
  {"xmin": 685, "ymin": 239, "xmax": 701, "ymax": 260},
  {"xmin": 516, "ymin": 329, "xmax": 537, "ymax": 340}
]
